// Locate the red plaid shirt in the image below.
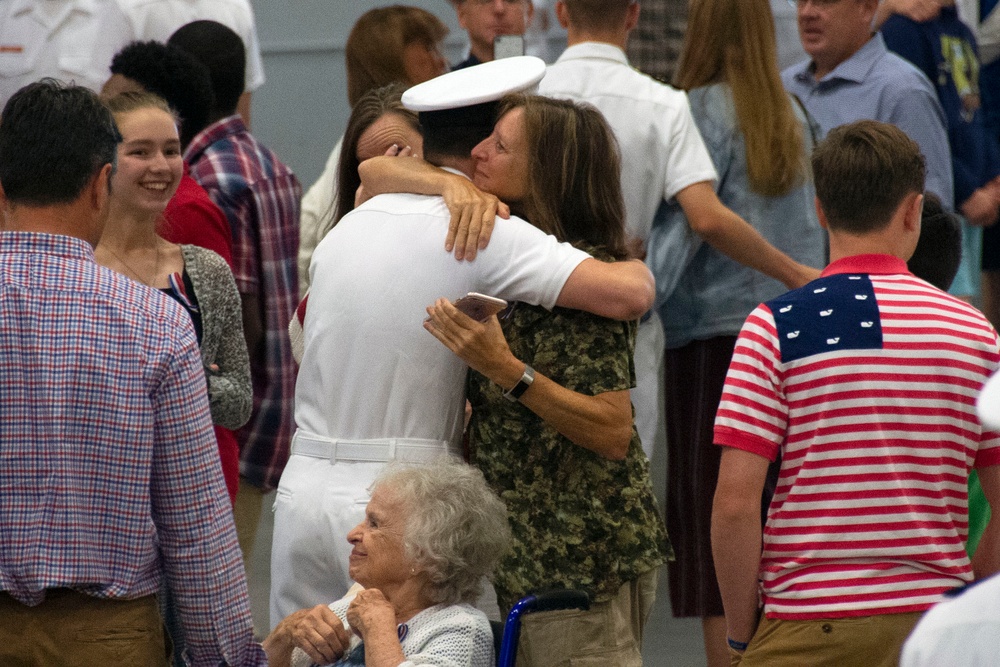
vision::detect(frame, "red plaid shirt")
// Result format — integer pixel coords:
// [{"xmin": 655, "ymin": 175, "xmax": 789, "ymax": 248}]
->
[{"xmin": 186, "ymin": 115, "xmax": 301, "ymax": 491}]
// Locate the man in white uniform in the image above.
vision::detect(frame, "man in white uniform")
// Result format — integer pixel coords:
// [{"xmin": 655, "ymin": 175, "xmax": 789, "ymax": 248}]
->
[
  {"xmin": 0, "ymin": 0, "xmax": 130, "ymax": 105},
  {"xmin": 0, "ymin": 0, "xmax": 263, "ymax": 122},
  {"xmin": 538, "ymin": 0, "xmax": 819, "ymax": 462},
  {"xmin": 899, "ymin": 370, "xmax": 1000, "ymax": 667},
  {"xmin": 538, "ymin": 3, "xmax": 820, "ymax": 663},
  {"xmin": 270, "ymin": 56, "xmax": 658, "ymax": 628}
]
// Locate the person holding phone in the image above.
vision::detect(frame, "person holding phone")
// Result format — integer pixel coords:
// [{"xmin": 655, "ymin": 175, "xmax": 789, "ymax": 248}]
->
[
  {"xmin": 373, "ymin": 94, "xmax": 670, "ymax": 666},
  {"xmin": 270, "ymin": 58, "xmax": 659, "ymax": 629}
]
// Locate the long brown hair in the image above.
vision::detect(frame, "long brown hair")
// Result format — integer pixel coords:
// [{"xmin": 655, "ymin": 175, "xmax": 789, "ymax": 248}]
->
[
  {"xmin": 345, "ymin": 6, "xmax": 447, "ymax": 107},
  {"xmin": 673, "ymin": 0, "xmax": 806, "ymax": 197},
  {"xmin": 498, "ymin": 94, "xmax": 628, "ymax": 260}
]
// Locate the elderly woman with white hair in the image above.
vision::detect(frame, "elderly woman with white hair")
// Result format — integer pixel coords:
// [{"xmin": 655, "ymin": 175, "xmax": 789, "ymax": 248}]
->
[{"xmin": 263, "ymin": 459, "xmax": 510, "ymax": 667}]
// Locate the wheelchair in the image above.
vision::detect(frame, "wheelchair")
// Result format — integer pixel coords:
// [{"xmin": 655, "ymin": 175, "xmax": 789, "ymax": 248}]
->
[{"xmin": 494, "ymin": 589, "xmax": 591, "ymax": 667}]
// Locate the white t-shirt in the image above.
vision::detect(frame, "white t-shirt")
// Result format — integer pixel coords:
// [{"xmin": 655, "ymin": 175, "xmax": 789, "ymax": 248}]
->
[
  {"xmin": 0, "ymin": 0, "xmax": 131, "ymax": 106},
  {"xmin": 900, "ymin": 575, "xmax": 1000, "ymax": 667},
  {"xmin": 100, "ymin": 0, "xmax": 266, "ymax": 91},
  {"xmin": 295, "ymin": 188, "xmax": 589, "ymax": 445},
  {"xmin": 538, "ymin": 41, "xmax": 717, "ymax": 241}
]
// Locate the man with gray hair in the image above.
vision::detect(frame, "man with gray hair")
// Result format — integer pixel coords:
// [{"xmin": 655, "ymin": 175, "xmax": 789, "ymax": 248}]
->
[{"xmin": 782, "ymin": 0, "xmax": 953, "ymax": 206}]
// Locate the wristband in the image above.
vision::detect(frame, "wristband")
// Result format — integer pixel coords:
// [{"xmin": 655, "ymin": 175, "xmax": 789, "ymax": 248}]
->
[
  {"xmin": 727, "ymin": 637, "xmax": 749, "ymax": 652},
  {"xmin": 502, "ymin": 364, "xmax": 535, "ymax": 402}
]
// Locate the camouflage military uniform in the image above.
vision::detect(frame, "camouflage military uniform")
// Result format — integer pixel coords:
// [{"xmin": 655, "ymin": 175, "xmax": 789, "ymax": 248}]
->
[{"xmin": 467, "ymin": 261, "xmax": 671, "ymax": 612}]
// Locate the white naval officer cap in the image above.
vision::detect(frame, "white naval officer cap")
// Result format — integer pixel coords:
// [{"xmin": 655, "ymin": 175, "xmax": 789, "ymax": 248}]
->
[
  {"xmin": 402, "ymin": 55, "xmax": 546, "ymax": 132},
  {"xmin": 978, "ymin": 370, "xmax": 1000, "ymax": 430}
]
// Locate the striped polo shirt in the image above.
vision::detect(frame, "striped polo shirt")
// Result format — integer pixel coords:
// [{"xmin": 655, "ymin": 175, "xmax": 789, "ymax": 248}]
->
[{"xmin": 715, "ymin": 254, "xmax": 1000, "ymax": 620}]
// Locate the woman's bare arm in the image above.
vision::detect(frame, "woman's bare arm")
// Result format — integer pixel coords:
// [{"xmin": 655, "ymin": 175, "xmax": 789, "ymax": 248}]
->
[{"xmin": 423, "ymin": 298, "xmax": 633, "ymax": 459}]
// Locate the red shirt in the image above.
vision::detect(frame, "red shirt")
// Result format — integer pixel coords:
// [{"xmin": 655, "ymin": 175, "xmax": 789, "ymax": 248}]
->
[
  {"xmin": 162, "ymin": 165, "xmax": 239, "ymax": 504},
  {"xmin": 161, "ymin": 166, "xmax": 234, "ymax": 268}
]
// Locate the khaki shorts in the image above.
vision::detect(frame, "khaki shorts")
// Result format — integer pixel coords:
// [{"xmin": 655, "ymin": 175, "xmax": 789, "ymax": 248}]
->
[
  {"xmin": 515, "ymin": 568, "xmax": 660, "ymax": 667},
  {"xmin": 732, "ymin": 612, "xmax": 924, "ymax": 667}
]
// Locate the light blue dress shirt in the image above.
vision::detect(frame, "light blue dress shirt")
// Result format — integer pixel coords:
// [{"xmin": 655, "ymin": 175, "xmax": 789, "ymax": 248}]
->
[
  {"xmin": 647, "ymin": 83, "xmax": 828, "ymax": 349},
  {"xmin": 782, "ymin": 33, "xmax": 954, "ymax": 208}
]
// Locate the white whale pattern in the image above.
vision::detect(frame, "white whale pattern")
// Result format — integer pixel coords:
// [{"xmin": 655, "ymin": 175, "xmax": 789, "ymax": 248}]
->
[
  {"xmin": 855, "ymin": 294, "xmax": 868, "ymax": 300},
  {"xmin": 780, "ymin": 305, "xmax": 793, "ymax": 313},
  {"xmin": 787, "ymin": 331, "xmax": 800, "ymax": 339},
  {"xmin": 849, "ymin": 276, "xmax": 862, "ymax": 280},
  {"xmin": 814, "ymin": 287, "xmax": 827, "ymax": 293},
  {"xmin": 861, "ymin": 321, "xmax": 873, "ymax": 328},
  {"xmin": 827, "ymin": 338, "xmax": 840, "ymax": 345},
  {"xmin": 820, "ymin": 309, "xmax": 833, "ymax": 316}
]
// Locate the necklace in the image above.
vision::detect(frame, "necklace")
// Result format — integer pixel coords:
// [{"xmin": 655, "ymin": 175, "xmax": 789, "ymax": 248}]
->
[{"xmin": 104, "ymin": 243, "xmax": 162, "ymax": 287}]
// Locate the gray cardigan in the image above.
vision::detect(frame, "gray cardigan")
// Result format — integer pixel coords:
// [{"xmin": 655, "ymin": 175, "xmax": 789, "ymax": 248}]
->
[{"xmin": 182, "ymin": 245, "xmax": 252, "ymax": 430}]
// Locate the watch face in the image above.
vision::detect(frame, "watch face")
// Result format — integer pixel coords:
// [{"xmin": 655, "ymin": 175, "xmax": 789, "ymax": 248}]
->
[{"xmin": 503, "ymin": 365, "xmax": 534, "ymax": 401}]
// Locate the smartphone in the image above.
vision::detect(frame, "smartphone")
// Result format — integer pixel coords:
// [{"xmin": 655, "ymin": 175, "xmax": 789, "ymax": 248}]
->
[
  {"xmin": 494, "ymin": 34, "xmax": 525, "ymax": 60},
  {"xmin": 454, "ymin": 292, "xmax": 508, "ymax": 322}
]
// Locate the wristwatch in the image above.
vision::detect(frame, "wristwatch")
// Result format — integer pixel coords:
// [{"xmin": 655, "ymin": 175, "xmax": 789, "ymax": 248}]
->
[{"xmin": 502, "ymin": 364, "xmax": 535, "ymax": 402}]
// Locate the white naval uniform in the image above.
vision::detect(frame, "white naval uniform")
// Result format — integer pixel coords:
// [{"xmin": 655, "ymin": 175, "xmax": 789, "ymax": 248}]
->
[
  {"xmin": 0, "ymin": 0, "xmax": 130, "ymax": 106},
  {"xmin": 900, "ymin": 574, "xmax": 1000, "ymax": 667},
  {"xmin": 538, "ymin": 41, "xmax": 718, "ymax": 459},
  {"xmin": 270, "ymin": 184, "xmax": 591, "ymax": 628}
]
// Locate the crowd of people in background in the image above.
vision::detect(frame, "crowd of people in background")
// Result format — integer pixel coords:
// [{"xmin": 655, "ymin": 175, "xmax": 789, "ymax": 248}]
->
[{"xmin": 2, "ymin": 1, "xmax": 1000, "ymax": 666}]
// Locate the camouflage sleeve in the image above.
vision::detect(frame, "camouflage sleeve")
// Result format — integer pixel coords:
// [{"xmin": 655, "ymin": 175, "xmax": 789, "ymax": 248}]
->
[{"xmin": 530, "ymin": 310, "xmax": 637, "ymax": 396}]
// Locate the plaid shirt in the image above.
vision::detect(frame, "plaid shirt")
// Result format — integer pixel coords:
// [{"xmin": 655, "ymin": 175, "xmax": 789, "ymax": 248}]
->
[
  {"xmin": 186, "ymin": 115, "xmax": 301, "ymax": 491},
  {"xmin": 625, "ymin": 0, "xmax": 688, "ymax": 84},
  {"xmin": 0, "ymin": 232, "xmax": 264, "ymax": 666}
]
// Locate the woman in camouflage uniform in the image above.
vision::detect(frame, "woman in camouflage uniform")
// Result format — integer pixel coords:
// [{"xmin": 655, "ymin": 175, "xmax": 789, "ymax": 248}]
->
[{"xmin": 423, "ymin": 95, "xmax": 670, "ymax": 667}]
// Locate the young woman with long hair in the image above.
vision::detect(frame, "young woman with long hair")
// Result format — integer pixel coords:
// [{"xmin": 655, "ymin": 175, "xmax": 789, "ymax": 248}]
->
[{"xmin": 648, "ymin": 1, "xmax": 827, "ymax": 663}]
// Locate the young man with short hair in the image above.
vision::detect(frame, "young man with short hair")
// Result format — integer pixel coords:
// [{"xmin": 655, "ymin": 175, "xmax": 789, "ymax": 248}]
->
[
  {"xmin": 171, "ymin": 20, "xmax": 301, "ymax": 558},
  {"xmin": 713, "ymin": 120, "xmax": 1000, "ymax": 666}
]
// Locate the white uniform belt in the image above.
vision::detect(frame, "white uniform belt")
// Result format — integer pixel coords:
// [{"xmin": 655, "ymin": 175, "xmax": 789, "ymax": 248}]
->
[{"xmin": 291, "ymin": 430, "xmax": 453, "ymax": 464}]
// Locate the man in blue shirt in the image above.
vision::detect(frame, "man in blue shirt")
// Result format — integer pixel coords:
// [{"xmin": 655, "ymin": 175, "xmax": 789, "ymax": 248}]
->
[{"xmin": 782, "ymin": 0, "xmax": 954, "ymax": 207}]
